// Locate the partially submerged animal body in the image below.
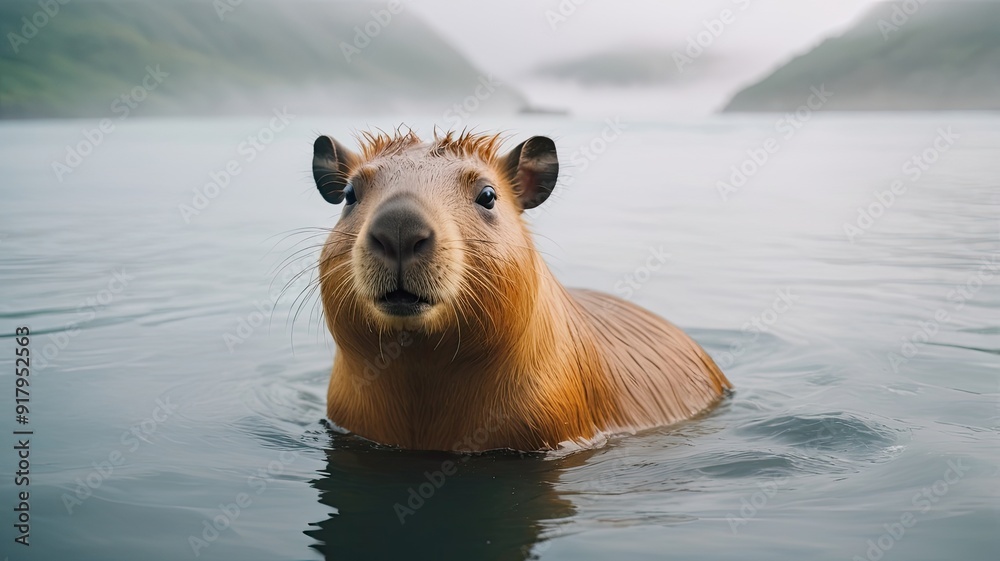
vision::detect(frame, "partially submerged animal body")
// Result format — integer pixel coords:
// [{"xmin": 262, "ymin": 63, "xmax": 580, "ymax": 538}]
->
[{"xmin": 310, "ymin": 128, "xmax": 731, "ymax": 451}]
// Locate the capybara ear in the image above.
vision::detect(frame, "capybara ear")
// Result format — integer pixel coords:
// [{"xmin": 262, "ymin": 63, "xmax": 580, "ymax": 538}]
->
[
  {"xmin": 501, "ymin": 136, "xmax": 559, "ymax": 210},
  {"xmin": 313, "ymin": 135, "xmax": 359, "ymax": 204}
]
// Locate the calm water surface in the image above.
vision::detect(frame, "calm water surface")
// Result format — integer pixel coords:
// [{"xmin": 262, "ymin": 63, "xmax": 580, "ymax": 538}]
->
[{"xmin": 1, "ymin": 114, "xmax": 998, "ymax": 560}]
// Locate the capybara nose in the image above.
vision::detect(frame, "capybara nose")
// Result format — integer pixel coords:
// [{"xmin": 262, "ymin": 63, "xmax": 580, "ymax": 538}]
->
[{"xmin": 366, "ymin": 199, "xmax": 435, "ymax": 270}]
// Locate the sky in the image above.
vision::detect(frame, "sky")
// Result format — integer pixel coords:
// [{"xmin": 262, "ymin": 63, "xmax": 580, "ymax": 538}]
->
[{"xmin": 407, "ymin": 0, "xmax": 886, "ymax": 115}]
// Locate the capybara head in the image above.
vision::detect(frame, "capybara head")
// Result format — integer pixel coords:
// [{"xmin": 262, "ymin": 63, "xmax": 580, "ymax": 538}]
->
[{"xmin": 312, "ymin": 130, "xmax": 558, "ymax": 357}]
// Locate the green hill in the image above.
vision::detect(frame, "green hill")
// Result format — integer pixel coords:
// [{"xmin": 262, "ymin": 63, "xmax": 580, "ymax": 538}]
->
[
  {"xmin": 723, "ymin": 1, "xmax": 1000, "ymax": 112},
  {"xmin": 0, "ymin": 0, "xmax": 525, "ymax": 118}
]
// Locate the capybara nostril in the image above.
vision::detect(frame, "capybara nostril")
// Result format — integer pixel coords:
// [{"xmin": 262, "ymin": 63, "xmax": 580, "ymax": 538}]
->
[
  {"xmin": 412, "ymin": 233, "xmax": 433, "ymax": 258},
  {"xmin": 367, "ymin": 231, "xmax": 389, "ymax": 259},
  {"xmin": 366, "ymin": 199, "xmax": 435, "ymax": 270}
]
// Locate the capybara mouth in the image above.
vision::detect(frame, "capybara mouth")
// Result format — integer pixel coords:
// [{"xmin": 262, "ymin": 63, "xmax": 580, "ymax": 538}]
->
[{"xmin": 377, "ymin": 289, "xmax": 433, "ymax": 317}]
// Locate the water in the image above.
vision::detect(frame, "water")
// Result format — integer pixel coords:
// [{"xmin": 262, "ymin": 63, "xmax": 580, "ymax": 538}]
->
[{"xmin": 1, "ymin": 114, "xmax": 997, "ymax": 560}]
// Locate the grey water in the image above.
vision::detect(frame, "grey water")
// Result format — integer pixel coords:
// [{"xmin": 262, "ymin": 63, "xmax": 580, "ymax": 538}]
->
[{"xmin": 1, "ymin": 114, "xmax": 998, "ymax": 561}]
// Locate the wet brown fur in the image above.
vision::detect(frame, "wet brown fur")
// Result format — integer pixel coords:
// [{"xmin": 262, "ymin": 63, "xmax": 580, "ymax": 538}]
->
[{"xmin": 319, "ymin": 129, "xmax": 731, "ymax": 451}]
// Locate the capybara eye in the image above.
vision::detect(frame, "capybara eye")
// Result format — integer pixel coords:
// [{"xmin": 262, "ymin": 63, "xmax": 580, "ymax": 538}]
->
[
  {"xmin": 343, "ymin": 183, "xmax": 357, "ymax": 205},
  {"xmin": 475, "ymin": 186, "xmax": 497, "ymax": 209}
]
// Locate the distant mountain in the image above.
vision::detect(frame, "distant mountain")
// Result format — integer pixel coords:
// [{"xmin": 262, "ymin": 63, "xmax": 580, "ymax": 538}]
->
[
  {"xmin": 0, "ymin": 0, "xmax": 525, "ymax": 119},
  {"xmin": 723, "ymin": 1, "xmax": 1000, "ymax": 112},
  {"xmin": 531, "ymin": 47, "xmax": 721, "ymax": 86}
]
